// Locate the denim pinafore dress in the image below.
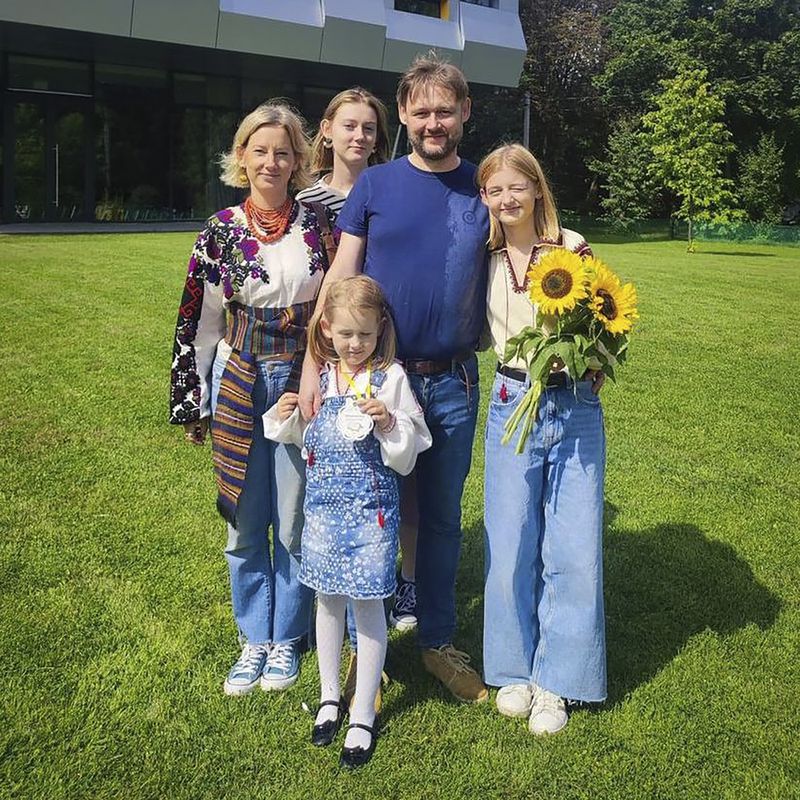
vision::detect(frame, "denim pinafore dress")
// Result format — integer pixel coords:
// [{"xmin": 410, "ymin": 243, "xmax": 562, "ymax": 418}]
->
[{"xmin": 299, "ymin": 368, "xmax": 400, "ymax": 599}]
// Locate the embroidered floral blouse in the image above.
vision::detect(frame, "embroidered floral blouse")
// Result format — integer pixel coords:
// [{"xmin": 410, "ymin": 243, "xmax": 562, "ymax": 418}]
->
[
  {"xmin": 486, "ymin": 228, "xmax": 593, "ymax": 370},
  {"xmin": 170, "ymin": 202, "xmax": 334, "ymax": 425}
]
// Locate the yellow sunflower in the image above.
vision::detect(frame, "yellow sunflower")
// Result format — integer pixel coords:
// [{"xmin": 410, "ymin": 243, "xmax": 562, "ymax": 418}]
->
[
  {"xmin": 587, "ymin": 259, "xmax": 639, "ymax": 334},
  {"xmin": 527, "ymin": 249, "xmax": 589, "ymax": 315}
]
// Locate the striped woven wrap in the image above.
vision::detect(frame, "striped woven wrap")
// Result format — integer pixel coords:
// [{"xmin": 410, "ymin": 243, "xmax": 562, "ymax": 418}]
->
[{"xmin": 212, "ymin": 300, "xmax": 315, "ymax": 524}]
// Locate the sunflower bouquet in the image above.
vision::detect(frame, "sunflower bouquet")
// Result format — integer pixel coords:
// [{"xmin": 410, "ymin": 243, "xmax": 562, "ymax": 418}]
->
[{"xmin": 502, "ymin": 248, "xmax": 638, "ymax": 453}]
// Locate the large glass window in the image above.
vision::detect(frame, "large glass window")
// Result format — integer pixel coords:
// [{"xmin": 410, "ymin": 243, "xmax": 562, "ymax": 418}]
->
[
  {"xmin": 13, "ymin": 103, "xmax": 46, "ymax": 222},
  {"xmin": 174, "ymin": 73, "xmax": 238, "ymax": 108},
  {"xmin": 8, "ymin": 56, "xmax": 91, "ymax": 95},
  {"xmin": 242, "ymin": 79, "xmax": 299, "ymax": 110},
  {"xmin": 95, "ymin": 66, "xmax": 170, "ymax": 221},
  {"xmin": 395, "ymin": 1, "xmax": 443, "ymax": 18},
  {"xmin": 461, "ymin": 0, "xmax": 497, "ymax": 7},
  {"xmin": 53, "ymin": 110, "xmax": 86, "ymax": 221},
  {"xmin": 172, "ymin": 108, "xmax": 241, "ymax": 220}
]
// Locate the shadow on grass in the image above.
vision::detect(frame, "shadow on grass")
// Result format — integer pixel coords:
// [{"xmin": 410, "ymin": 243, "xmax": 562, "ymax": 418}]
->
[
  {"xmin": 700, "ymin": 250, "xmax": 776, "ymax": 258},
  {"xmin": 603, "ymin": 504, "xmax": 781, "ymax": 706},
  {"xmin": 378, "ymin": 504, "xmax": 779, "ymax": 727},
  {"xmin": 380, "ymin": 505, "xmax": 780, "ymax": 722},
  {"xmin": 380, "ymin": 520, "xmax": 487, "ymax": 723},
  {"xmin": 583, "ymin": 232, "xmax": 675, "ymax": 245}
]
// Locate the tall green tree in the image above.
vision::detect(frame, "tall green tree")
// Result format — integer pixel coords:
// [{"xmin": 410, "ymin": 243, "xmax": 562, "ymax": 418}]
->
[
  {"xmin": 739, "ymin": 133, "xmax": 785, "ymax": 223},
  {"xmin": 595, "ymin": 0, "xmax": 800, "ymax": 210},
  {"xmin": 590, "ymin": 116, "xmax": 661, "ymax": 229},
  {"xmin": 467, "ymin": 0, "xmax": 614, "ymax": 210},
  {"xmin": 643, "ymin": 68, "xmax": 739, "ymax": 250}
]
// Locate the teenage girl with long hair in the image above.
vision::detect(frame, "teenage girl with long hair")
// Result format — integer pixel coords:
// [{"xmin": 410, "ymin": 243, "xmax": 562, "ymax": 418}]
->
[{"xmin": 477, "ymin": 144, "xmax": 607, "ymax": 735}]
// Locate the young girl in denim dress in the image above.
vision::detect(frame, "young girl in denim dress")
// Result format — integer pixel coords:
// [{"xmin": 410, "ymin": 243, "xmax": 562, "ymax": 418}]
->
[
  {"xmin": 263, "ymin": 275, "xmax": 431, "ymax": 768},
  {"xmin": 477, "ymin": 144, "xmax": 607, "ymax": 735}
]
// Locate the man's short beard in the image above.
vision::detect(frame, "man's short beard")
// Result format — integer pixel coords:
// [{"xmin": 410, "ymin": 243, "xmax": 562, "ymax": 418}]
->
[{"xmin": 408, "ymin": 132, "xmax": 460, "ymax": 161}]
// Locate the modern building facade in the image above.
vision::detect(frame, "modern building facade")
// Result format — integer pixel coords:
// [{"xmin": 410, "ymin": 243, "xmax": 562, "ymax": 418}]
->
[{"xmin": 0, "ymin": 1, "xmax": 525, "ymax": 224}]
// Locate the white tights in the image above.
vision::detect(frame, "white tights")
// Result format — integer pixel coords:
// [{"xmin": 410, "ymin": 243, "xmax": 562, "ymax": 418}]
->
[{"xmin": 315, "ymin": 593, "xmax": 387, "ymax": 749}]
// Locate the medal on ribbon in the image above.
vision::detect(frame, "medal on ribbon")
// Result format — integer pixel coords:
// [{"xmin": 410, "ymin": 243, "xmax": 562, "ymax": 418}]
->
[{"xmin": 336, "ymin": 363, "xmax": 375, "ymax": 442}]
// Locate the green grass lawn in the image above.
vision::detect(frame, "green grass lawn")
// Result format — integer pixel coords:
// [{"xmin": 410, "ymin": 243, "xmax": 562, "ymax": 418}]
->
[{"xmin": 1, "ymin": 234, "xmax": 798, "ymax": 800}]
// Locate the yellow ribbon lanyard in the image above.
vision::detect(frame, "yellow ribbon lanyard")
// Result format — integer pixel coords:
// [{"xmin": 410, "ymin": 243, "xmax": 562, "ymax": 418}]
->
[{"xmin": 339, "ymin": 363, "xmax": 372, "ymax": 400}]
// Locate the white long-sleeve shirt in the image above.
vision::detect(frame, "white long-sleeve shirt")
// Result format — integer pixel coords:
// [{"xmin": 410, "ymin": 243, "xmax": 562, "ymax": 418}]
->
[{"xmin": 263, "ymin": 361, "xmax": 432, "ymax": 476}]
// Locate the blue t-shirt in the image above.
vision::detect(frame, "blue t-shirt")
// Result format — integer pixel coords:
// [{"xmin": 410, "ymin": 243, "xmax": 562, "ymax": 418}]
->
[{"xmin": 336, "ymin": 157, "xmax": 489, "ymax": 361}]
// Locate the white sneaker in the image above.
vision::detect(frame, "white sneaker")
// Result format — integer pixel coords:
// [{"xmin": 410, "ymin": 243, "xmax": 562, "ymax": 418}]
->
[
  {"xmin": 528, "ymin": 684, "xmax": 568, "ymax": 735},
  {"xmin": 496, "ymin": 684, "xmax": 534, "ymax": 718}
]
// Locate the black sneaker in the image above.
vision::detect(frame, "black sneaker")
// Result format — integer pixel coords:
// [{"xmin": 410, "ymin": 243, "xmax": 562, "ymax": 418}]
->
[{"xmin": 389, "ymin": 575, "xmax": 417, "ymax": 630}]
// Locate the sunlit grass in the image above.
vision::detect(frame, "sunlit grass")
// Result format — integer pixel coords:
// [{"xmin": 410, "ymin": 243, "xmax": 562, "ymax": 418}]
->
[{"xmin": 1, "ymin": 234, "xmax": 797, "ymax": 799}]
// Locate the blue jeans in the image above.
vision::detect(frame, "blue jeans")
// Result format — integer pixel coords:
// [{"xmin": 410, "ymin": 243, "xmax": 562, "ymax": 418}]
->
[
  {"xmin": 483, "ymin": 371, "xmax": 607, "ymax": 702},
  {"xmin": 211, "ymin": 352, "xmax": 313, "ymax": 646},
  {"xmin": 405, "ymin": 354, "xmax": 480, "ymax": 649}
]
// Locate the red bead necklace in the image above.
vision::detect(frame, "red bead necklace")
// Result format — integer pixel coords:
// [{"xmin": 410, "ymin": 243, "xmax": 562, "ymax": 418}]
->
[{"xmin": 244, "ymin": 196, "xmax": 294, "ymax": 244}]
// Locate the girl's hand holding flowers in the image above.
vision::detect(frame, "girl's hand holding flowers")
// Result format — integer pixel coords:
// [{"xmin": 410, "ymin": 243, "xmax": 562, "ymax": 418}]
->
[{"xmin": 502, "ymin": 249, "xmax": 638, "ymax": 452}]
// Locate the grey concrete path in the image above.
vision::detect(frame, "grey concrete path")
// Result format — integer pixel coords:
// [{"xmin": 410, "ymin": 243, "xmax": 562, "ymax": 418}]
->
[{"xmin": 0, "ymin": 222, "xmax": 199, "ymax": 235}]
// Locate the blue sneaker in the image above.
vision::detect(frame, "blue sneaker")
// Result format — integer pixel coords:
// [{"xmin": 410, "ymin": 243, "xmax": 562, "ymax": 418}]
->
[
  {"xmin": 261, "ymin": 641, "xmax": 300, "ymax": 691},
  {"xmin": 389, "ymin": 575, "xmax": 417, "ymax": 631},
  {"xmin": 223, "ymin": 643, "xmax": 269, "ymax": 696}
]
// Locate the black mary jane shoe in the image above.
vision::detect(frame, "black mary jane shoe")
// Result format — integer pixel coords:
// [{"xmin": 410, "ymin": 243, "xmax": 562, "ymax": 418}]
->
[
  {"xmin": 339, "ymin": 722, "xmax": 378, "ymax": 770},
  {"xmin": 311, "ymin": 699, "xmax": 347, "ymax": 747}
]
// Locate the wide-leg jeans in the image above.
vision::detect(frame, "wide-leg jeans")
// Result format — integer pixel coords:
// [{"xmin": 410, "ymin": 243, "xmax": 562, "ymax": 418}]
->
[
  {"xmin": 211, "ymin": 352, "xmax": 313, "ymax": 647},
  {"xmin": 483, "ymin": 371, "xmax": 607, "ymax": 702}
]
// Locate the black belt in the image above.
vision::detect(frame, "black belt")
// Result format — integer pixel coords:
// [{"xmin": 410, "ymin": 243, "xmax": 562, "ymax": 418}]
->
[
  {"xmin": 403, "ymin": 350, "xmax": 473, "ymax": 376},
  {"xmin": 497, "ymin": 363, "xmax": 569, "ymax": 389}
]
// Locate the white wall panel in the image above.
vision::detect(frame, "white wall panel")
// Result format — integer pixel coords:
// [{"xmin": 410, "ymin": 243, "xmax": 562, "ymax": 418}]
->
[
  {"xmin": 132, "ymin": 0, "xmax": 219, "ymax": 48},
  {"xmin": 0, "ymin": 0, "xmax": 133, "ymax": 37}
]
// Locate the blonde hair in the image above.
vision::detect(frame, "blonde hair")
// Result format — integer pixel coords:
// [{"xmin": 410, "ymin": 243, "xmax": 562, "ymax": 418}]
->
[
  {"xmin": 308, "ymin": 276, "xmax": 397, "ymax": 370},
  {"xmin": 396, "ymin": 50, "xmax": 469, "ymax": 109},
  {"xmin": 477, "ymin": 143, "xmax": 561, "ymax": 250},
  {"xmin": 310, "ymin": 87, "xmax": 390, "ymax": 174},
  {"xmin": 219, "ymin": 102, "xmax": 312, "ymax": 191}
]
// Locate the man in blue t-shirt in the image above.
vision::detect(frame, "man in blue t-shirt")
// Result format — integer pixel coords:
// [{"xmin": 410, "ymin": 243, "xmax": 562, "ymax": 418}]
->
[{"xmin": 300, "ymin": 54, "xmax": 489, "ymax": 715}]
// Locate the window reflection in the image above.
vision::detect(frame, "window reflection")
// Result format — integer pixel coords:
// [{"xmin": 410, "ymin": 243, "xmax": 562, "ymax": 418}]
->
[
  {"xmin": 14, "ymin": 103, "xmax": 46, "ymax": 222},
  {"xmin": 395, "ymin": 1, "xmax": 443, "ymax": 18},
  {"xmin": 95, "ymin": 88, "xmax": 170, "ymax": 221},
  {"xmin": 5, "ymin": 56, "xmax": 366, "ymax": 223},
  {"xmin": 54, "ymin": 111, "xmax": 85, "ymax": 221},
  {"xmin": 173, "ymin": 108, "xmax": 241, "ymax": 220}
]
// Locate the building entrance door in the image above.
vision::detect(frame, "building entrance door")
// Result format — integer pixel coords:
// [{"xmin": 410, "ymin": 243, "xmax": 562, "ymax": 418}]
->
[{"xmin": 3, "ymin": 93, "xmax": 93, "ymax": 223}]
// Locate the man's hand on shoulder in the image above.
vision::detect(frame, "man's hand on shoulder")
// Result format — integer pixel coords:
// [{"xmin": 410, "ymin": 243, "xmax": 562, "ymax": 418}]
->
[{"xmin": 299, "ymin": 351, "xmax": 322, "ymax": 421}]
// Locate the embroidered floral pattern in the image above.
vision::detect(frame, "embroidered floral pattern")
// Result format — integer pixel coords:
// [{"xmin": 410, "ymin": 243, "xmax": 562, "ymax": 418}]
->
[
  {"xmin": 189, "ymin": 205, "xmax": 266, "ymax": 298},
  {"xmin": 169, "ymin": 203, "xmax": 332, "ymax": 425},
  {"xmin": 300, "ymin": 202, "xmax": 337, "ymax": 275},
  {"xmin": 170, "ymin": 276, "xmax": 205, "ymax": 424}
]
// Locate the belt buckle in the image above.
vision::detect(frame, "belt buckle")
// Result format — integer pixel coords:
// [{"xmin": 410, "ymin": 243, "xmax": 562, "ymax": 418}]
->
[{"xmin": 545, "ymin": 372, "xmax": 568, "ymax": 389}]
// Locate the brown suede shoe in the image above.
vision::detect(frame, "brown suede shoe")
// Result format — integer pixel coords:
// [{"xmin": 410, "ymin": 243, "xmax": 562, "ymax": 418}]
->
[
  {"xmin": 342, "ymin": 651, "xmax": 388, "ymax": 714},
  {"xmin": 421, "ymin": 644, "xmax": 489, "ymax": 703}
]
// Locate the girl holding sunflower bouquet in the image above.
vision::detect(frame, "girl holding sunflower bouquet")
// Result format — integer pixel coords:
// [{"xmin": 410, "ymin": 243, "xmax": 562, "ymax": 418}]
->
[{"xmin": 477, "ymin": 144, "xmax": 637, "ymax": 735}]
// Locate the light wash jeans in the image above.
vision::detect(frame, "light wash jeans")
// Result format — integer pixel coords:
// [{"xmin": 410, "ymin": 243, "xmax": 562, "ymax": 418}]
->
[
  {"xmin": 211, "ymin": 352, "xmax": 313, "ymax": 647},
  {"xmin": 408, "ymin": 354, "xmax": 480, "ymax": 649},
  {"xmin": 483, "ymin": 371, "xmax": 607, "ymax": 702}
]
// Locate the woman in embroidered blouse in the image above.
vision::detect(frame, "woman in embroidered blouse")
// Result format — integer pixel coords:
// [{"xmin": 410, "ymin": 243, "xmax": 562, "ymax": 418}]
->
[
  {"xmin": 477, "ymin": 144, "xmax": 607, "ymax": 736},
  {"xmin": 169, "ymin": 102, "xmax": 334, "ymax": 696}
]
